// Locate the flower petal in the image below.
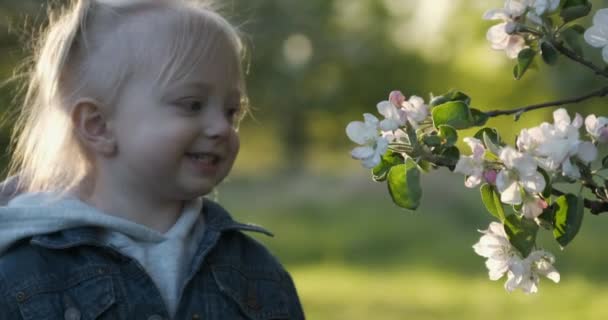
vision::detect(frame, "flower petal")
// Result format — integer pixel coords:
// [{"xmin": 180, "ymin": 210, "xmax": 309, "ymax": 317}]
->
[
  {"xmin": 521, "ymin": 172, "xmax": 546, "ymax": 194},
  {"xmin": 500, "ymin": 180, "xmax": 522, "ymax": 205},
  {"xmin": 351, "ymin": 146, "xmax": 374, "ymax": 160},
  {"xmin": 584, "ymin": 25, "xmax": 608, "ymax": 48},
  {"xmin": 577, "ymin": 141, "xmax": 598, "ymax": 163}
]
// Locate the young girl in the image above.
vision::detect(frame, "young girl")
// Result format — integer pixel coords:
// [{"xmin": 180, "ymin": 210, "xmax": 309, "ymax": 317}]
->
[{"xmin": 0, "ymin": 0, "xmax": 305, "ymax": 319}]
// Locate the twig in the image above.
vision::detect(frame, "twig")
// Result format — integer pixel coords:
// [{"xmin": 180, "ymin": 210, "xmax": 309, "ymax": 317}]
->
[
  {"xmin": 484, "ymin": 86, "xmax": 608, "ymax": 120},
  {"xmin": 550, "ymin": 40, "xmax": 608, "ymax": 79}
]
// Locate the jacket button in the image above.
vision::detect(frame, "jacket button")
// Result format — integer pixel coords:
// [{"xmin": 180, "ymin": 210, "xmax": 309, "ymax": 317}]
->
[
  {"xmin": 15, "ymin": 291, "xmax": 26, "ymax": 302},
  {"xmin": 64, "ymin": 307, "xmax": 81, "ymax": 320},
  {"xmin": 192, "ymin": 314, "xmax": 201, "ymax": 319},
  {"xmin": 147, "ymin": 315, "xmax": 163, "ymax": 320}
]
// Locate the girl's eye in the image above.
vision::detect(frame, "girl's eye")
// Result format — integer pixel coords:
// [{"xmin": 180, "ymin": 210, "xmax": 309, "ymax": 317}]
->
[
  {"xmin": 226, "ymin": 105, "xmax": 242, "ymax": 123},
  {"xmin": 178, "ymin": 99, "xmax": 206, "ymax": 113}
]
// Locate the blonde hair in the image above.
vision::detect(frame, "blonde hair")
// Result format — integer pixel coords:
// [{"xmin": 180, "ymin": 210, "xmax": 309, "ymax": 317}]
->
[{"xmin": 6, "ymin": 0, "xmax": 247, "ymax": 196}]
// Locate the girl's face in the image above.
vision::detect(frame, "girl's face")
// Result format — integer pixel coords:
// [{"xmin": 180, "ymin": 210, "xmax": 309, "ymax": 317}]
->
[{"xmin": 106, "ymin": 39, "xmax": 242, "ymax": 200}]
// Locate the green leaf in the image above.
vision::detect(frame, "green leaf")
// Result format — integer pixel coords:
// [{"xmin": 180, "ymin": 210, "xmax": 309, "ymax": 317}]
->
[
  {"xmin": 417, "ymin": 160, "xmax": 435, "ymax": 173},
  {"xmin": 470, "ymin": 108, "xmax": 489, "ymax": 126},
  {"xmin": 601, "ymin": 154, "xmax": 608, "ymax": 169},
  {"xmin": 538, "ymin": 205, "xmax": 556, "ymax": 230},
  {"xmin": 431, "ymin": 101, "xmax": 473, "ymax": 129},
  {"xmin": 541, "ymin": 41, "xmax": 559, "ymax": 65},
  {"xmin": 560, "ymin": 25, "xmax": 585, "ymax": 57},
  {"xmin": 482, "ymin": 132, "xmax": 501, "ymax": 156},
  {"xmin": 438, "ymin": 146, "xmax": 460, "ymax": 171},
  {"xmin": 560, "ymin": 0, "xmax": 592, "ymax": 22},
  {"xmin": 538, "ymin": 167, "xmax": 552, "ymax": 198},
  {"xmin": 429, "ymin": 90, "xmax": 471, "ymax": 107},
  {"xmin": 438, "ymin": 125, "xmax": 458, "ymax": 146},
  {"xmin": 372, "ymin": 150, "xmax": 404, "ymax": 182},
  {"xmin": 387, "ymin": 158, "xmax": 422, "ymax": 210},
  {"xmin": 473, "ymin": 128, "xmax": 502, "ymax": 145},
  {"xmin": 513, "ymin": 48, "xmax": 537, "ymax": 80},
  {"xmin": 422, "ymin": 134, "xmax": 442, "ymax": 147},
  {"xmin": 552, "ymin": 194, "xmax": 585, "ymax": 247},
  {"xmin": 480, "ymin": 184, "xmax": 506, "ymax": 221},
  {"xmin": 504, "ymin": 214, "xmax": 539, "ymax": 257}
]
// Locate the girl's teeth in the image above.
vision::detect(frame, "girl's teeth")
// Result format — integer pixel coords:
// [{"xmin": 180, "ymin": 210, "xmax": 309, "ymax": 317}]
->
[{"xmin": 188, "ymin": 153, "xmax": 217, "ymax": 163}]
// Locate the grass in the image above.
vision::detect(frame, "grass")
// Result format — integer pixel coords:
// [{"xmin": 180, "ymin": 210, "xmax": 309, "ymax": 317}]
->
[
  {"xmin": 217, "ymin": 170, "xmax": 608, "ymax": 319},
  {"xmin": 294, "ymin": 264, "xmax": 608, "ymax": 320}
]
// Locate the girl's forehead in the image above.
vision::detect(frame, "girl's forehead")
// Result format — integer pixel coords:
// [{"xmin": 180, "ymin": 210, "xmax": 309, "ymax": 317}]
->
[{"xmin": 109, "ymin": 9, "xmax": 243, "ymax": 92}]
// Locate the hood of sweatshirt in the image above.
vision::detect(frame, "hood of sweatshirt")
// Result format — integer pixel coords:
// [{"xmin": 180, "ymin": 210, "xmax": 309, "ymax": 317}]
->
[{"xmin": 0, "ymin": 176, "xmax": 204, "ymax": 256}]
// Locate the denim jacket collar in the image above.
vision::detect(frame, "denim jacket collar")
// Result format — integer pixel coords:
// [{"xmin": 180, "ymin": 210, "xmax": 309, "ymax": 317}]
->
[{"xmin": 29, "ymin": 199, "xmax": 273, "ymax": 250}]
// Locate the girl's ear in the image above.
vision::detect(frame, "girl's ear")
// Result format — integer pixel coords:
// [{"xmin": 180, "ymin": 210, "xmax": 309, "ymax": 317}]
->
[{"xmin": 71, "ymin": 99, "xmax": 117, "ymax": 157}]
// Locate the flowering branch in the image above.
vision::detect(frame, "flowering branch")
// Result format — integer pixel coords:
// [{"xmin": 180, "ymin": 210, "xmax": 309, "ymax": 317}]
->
[
  {"xmin": 345, "ymin": 0, "xmax": 608, "ymax": 295},
  {"xmin": 484, "ymin": 86, "xmax": 608, "ymax": 120}
]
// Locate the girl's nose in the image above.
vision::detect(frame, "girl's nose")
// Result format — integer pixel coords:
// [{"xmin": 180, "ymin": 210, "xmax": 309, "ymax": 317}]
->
[{"xmin": 202, "ymin": 107, "xmax": 232, "ymax": 139}]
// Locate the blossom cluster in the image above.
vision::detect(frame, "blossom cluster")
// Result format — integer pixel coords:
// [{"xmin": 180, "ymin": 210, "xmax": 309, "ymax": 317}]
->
[
  {"xmin": 473, "ymin": 222, "xmax": 560, "ymax": 293},
  {"xmin": 345, "ymin": 91, "xmax": 429, "ymax": 169},
  {"xmin": 346, "ymin": 88, "xmax": 608, "ymax": 293},
  {"xmin": 484, "ymin": 0, "xmax": 560, "ymax": 58},
  {"xmin": 346, "ymin": 0, "xmax": 608, "ymax": 295}
]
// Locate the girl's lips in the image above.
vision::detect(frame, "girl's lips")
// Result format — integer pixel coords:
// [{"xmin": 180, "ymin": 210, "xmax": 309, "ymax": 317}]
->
[{"xmin": 186, "ymin": 153, "xmax": 221, "ymax": 174}]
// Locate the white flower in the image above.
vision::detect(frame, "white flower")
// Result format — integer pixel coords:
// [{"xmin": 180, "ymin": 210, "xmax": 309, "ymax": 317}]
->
[
  {"xmin": 521, "ymin": 195, "xmax": 547, "ymax": 219},
  {"xmin": 505, "ymin": 250, "xmax": 560, "ymax": 293},
  {"xmin": 454, "ymin": 137, "xmax": 486, "ymax": 188},
  {"xmin": 377, "ymin": 92, "xmax": 429, "ymax": 131},
  {"xmin": 529, "ymin": 0, "xmax": 560, "ymax": 15},
  {"xmin": 496, "ymin": 147, "xmax": 545, "ymax": 205},
  {"xmin": 473, "ymin": 222, "xmax": 517, "ymax": 281},
  {"xmin": 526, "ymin": 0, "xmax": 560, "ymax": 24},
  {"xmin": 585, "ymin": 114, "xmax": 608, "ymax": 143},
  {"xmin": 473, "ymin": 222, "xmax": 560, "ymax": 294},
  {"xmin": 584, "ymin": 8, "xmax": 608, "ymax": 63},
  {"xmin": 346, "ymin": 114, "xmax": 389, "ymax": 168},
  {"xmin": 402, "ymin": 96, "xmax": 429, "ymax": 127},
  {"xmin": 483, "ymin": 0, "xmax": 529, "ymax": 58},
  {"xmin": 377, "ymin": 101, "xmax": 407, "ymax": 132},
  {"xmin": 516, "ymin": 109, "xmax": 597, "ymax": 179}
]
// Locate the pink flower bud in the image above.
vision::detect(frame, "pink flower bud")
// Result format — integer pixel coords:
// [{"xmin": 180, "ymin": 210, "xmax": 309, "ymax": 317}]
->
[
  {"xmin": 389, "ymin": 90, "xmax": 406, "ymax": 107},
  {"xmin": 483, "ymin": 170, "xmax": 497, "ymax": 185},
  {"xmin": 539, "ymin": 198, "xmax": 548, "ymax": 210}
]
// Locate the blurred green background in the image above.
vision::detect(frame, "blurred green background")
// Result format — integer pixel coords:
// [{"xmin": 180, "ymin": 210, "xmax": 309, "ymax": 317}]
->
[{"xmin": 3, "ymin": 0, "xmax": 608, "ymax": 319}]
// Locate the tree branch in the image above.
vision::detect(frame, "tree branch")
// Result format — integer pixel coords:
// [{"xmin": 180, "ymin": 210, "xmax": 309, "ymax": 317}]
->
[
  {"xmin": 484, "ymin": 86, "xmax": 608, "ymax": 120},
  {"xmin": 550, "ymin": 40, "xmax": 608, "ymax": 79}
]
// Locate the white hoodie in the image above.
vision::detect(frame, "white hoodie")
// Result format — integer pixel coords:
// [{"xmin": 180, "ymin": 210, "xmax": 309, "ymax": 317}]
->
[{"xmin": 0, "ymin": 178, "xmax": 206, "ymax": 318}]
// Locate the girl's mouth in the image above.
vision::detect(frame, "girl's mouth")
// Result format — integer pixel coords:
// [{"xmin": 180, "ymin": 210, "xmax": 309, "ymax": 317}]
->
[{"xmin": 185, "ymin": 152, "xmax": 221, "ymax": 166}]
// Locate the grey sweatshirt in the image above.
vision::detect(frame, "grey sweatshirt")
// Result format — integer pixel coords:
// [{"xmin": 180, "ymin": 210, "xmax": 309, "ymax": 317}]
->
[{"xmin": 0, "ymin": 187, "xmax": 206, "ymax": 318}]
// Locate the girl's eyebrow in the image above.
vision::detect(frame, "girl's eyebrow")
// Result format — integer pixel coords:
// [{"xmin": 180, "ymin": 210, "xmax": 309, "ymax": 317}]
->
[{"xmin": 170, "ymin": 80, "xmax": 242, "ymax": 99}]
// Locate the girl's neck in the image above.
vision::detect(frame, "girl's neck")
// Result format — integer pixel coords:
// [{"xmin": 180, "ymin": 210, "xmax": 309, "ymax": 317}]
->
[{"xmin": 79, "ymin": 178, "xmax": 184, "ymax": 233}]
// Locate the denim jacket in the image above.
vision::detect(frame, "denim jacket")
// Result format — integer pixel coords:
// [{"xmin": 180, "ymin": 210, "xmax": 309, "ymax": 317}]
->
[{"xmin": 0, "ymin": 200, "xmax": 305, "ymax": 320}]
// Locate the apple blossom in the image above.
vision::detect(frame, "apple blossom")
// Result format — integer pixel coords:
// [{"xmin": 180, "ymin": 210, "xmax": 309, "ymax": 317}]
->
[
  {"xmin": 585, "ymin": 114, "xmax": 608, "ymax": 143},
  {"xmin": 346, "ymin": 113, "xmax": 389, "ymax": 168},
  {"xmin": 521, "ymin": 195, "xmax": 547, "ymax": 220},
  {"xmin": 525, "ymin": 0, "xmax": 561, "ymax": 24},
  {"xmin": 504, "ymin": 249, "xmax": 560, "ymax": 293},
  {"xmin": 483, "ymin": 0, "xmax": 529, "ymax": 58},
  {"xmin": 402, "ymin": 96, "xmax": 430, "ymax": 128},
  {"xmin": 496, "ymin": 147, "xmax": 545, "ymax": 205},
  {"xmin": 516, "ymin": 109, "xmax": 597, "ymax": 179},
  {"xmin": 377, "ymin": 100, "xmax": 407, "ymax": 132},
  {"xmin": 454, "ymin": 137, "xmax": 486, "ymax": 188},
  {"xmin": 584, "ymin": 8, "xmax": 608, "ymax": 64},
  {"xmin": 474, "ymin": 222, "xmax": 560, "ymax": 293},
  {"xmin": 529, "ymin": 0, "xmax": 560, "ymax": 16}
]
